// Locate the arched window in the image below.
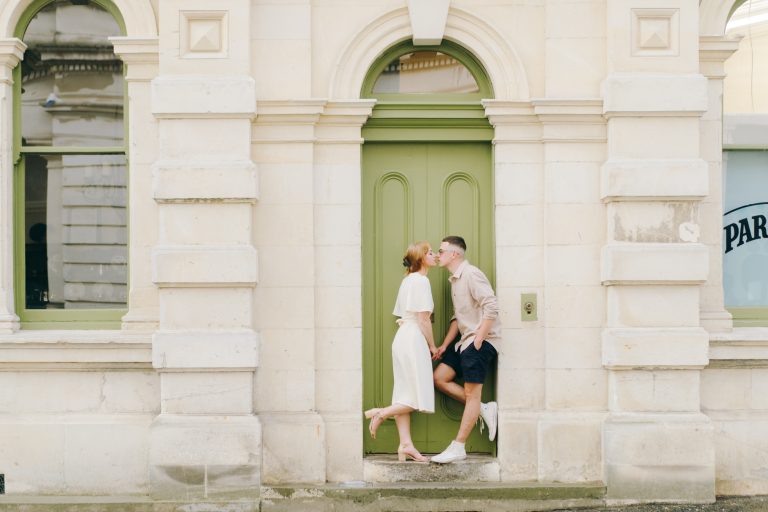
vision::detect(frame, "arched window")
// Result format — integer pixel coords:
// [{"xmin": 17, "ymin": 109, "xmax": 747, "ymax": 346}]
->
[
  {"xmin": 14, "ymin": 0, "xmax": 127, "ymax": 328},
  {"xmin": 362, "ymin": 41, "xmax": 493, "ymax": 102}
]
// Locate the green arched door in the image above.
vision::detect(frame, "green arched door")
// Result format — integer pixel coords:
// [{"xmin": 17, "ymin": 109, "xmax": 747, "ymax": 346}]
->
[{"xmin": 362, "ymin": 42, "xmax": 497, "ymax": 455}]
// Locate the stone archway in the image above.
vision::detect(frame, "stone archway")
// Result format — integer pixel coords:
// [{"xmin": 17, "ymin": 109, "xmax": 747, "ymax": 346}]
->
[{"xmin": 329, "ymin": 6, "xmax": 528, "ymax": 101}]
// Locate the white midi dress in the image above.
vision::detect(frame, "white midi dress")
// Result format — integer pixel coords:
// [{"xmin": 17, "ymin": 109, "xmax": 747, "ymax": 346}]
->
[{"xmin": 391, "ymin": 272, "xmax": 435, "ymax": 413}]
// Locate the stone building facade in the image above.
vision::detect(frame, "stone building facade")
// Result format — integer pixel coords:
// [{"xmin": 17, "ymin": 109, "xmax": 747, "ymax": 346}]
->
[{"xmin": 0, "ymin": 0, "xmax": 764, "ymax": 506}]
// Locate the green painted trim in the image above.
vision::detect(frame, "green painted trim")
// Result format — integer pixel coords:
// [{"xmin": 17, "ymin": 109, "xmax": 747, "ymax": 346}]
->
[
  {"xmin": 363, "ymin": 126, "xmax": 492, "ymax": 142},
  {"xmin": 361, "ymin": 40, "xmax": 493, "ymax": 102},
  {"xmin": 13, "ymin": 0, "xmax": 128, "ymax": 329},
  {"xmin": 20, "ymin": 146, "xmax": 126, "ymax": 154},
  {"xmin": 729, "ymin": 307, "xmax": 768, "ymax": 327},
  {"xmin": 20, "ymin": 318, "xmax": 124, "ymax": 330}
]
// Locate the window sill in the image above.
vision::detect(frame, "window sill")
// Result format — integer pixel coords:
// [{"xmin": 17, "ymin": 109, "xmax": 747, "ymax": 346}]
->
[
  {"xmin": 709, "ymin": 327, "xmax": 768, "ymax": 368},
  {"xmin": 0, "ymin": 330, "xmax": 152, "ymax": 369}
]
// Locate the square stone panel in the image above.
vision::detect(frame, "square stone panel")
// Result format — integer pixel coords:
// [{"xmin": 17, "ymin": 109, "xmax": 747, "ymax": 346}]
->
[
  {"xmin": 631, "ymin": 8, "xmax": 679, "ymax": 57},
  {"xmin": 180, "ymin": 11, "xmax": 228, "ymax": 59}
]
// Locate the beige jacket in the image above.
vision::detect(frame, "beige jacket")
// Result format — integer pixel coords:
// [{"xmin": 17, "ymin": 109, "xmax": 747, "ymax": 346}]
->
[{"xmin": 449, "ymin": 260, "xmax": 502, "ymax": 353}]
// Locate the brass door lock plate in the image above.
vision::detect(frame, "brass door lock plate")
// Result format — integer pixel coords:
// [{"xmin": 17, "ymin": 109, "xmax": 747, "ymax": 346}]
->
[{"xmin": 521, "ymin": 293, "xmax": 537, "ymax": 321}]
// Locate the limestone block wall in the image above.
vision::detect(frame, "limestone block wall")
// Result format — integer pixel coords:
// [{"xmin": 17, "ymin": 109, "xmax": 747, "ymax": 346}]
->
[
  {"xmin": 0, "ymin": 332, "xmax": 157, "ymax": 494},
  {"xmin": 706, "ymin": 329, "xmax": 768, "ymax": 495},
  {"xmin": 0, "ymin": 0, "xmax": 767, "ymax": 503}
]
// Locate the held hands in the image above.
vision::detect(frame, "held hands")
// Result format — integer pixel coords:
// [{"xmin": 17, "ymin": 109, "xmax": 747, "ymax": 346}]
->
[
  {"xmin": 429, "ymin": 345, "xmax": 439, "ymax": 360},
  {"xmin": 433, "ymin": 343, "xmax": 448, "ymax": 360}
]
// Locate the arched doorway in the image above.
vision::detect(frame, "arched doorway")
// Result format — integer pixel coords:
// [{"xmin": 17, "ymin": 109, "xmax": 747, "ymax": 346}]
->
[{"xmin": 361, "ymin": 40, "xmax": 497, "ymax": 455}]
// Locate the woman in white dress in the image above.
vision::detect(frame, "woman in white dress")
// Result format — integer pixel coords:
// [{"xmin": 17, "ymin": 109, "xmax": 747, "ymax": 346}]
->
[{"xmin": 364, "ymin": 241, "xmax": 439, "ymax": 462}]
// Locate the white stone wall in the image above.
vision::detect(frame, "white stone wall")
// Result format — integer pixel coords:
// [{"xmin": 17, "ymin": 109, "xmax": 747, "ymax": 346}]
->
[{"xmin": 0, "ymin": 0, "xmax": 765, "ymax": 504}]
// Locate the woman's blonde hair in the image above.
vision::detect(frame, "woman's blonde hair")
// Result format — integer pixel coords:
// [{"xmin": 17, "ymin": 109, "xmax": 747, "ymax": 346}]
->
[{"xmin": 402, "ymin": 241, "xmax": 431, "ymax": 274}]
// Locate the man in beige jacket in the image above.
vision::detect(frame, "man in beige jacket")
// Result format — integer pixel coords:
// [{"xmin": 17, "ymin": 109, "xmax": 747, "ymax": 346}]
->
[{"xmin": 432, "ymin": 235, "xmax": 501, "ymax": 464}]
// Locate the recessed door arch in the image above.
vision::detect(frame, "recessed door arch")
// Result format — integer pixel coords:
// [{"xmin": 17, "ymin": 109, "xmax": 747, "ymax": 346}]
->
[{"xmin": 361, "ymin": 40, "xmax": 497, "ymax": 455}]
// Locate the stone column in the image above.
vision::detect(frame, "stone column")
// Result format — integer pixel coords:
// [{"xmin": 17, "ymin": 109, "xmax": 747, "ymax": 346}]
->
[
  {"xmin": 110, "ymin": 37, "xmax": 160, "ymax": 332},
  {"xmin": 314, "ymin": 100, "xmax": 374, "ymax": 482},
  {"xmin": 147, "ymin": 0, "xmax": 260, "ymax": 499},
  {"xmin": 602, "ymin": 0, "xmax": 715, "ymax": 502},
  {"xmin": 0, "ymin": 39, "xmax": 25, "ymax": 333},
  {"xmin": 698, "ymin": 36, "xmax": 739, "ymax": 333}
]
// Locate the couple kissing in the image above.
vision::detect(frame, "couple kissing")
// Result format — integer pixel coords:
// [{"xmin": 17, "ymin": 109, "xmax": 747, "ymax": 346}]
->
[{"xmin": 364, "ymin": 235, "xmax": 501, "ymax": 463}]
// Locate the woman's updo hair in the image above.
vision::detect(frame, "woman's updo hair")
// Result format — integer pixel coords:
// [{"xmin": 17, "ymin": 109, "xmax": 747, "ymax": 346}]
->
[{"xmin": 402, "ymin": 241, "xmax": 431, "ymax": 274}]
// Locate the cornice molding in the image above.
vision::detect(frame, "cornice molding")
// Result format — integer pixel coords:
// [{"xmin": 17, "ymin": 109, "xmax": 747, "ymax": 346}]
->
[
  {"xmin": 0, "ymin": 38, "xmax": 25, "ymax": 84},
  {"xmin": 700, "ymin": 35, "xmax": 742, "ymax": 78}
]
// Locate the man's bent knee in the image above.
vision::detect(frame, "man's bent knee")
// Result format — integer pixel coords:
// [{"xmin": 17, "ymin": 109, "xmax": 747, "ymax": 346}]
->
[{"xmin": 463, "ymin": 383, "xmax": 483, "ymax": 402}]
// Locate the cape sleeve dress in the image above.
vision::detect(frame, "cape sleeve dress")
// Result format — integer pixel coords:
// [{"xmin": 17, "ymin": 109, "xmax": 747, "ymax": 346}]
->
[{"xmin": 390, "ymin": 272, "xmax": 435, "ymax": 413}]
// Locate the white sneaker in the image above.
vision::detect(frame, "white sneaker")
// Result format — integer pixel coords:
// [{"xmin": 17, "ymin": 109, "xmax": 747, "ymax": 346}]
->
[
  {"xmin": 431, "ymin": 440, "xmax": 467, "ymax": 464},
  {"xmin": 480, "ymin": 401, "xmax": 498, "ymax": 441}
]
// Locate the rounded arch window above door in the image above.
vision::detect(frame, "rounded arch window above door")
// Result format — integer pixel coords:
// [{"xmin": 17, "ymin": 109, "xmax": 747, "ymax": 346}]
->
[{"xmin": 362, "ymin": 41, "xmax": 493, "ymax": 102}]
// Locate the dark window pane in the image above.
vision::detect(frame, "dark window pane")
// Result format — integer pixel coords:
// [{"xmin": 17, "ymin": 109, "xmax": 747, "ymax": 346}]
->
[
  {"xmin": 24, "ymin": 153, "xmax": 127, "ymax": 309},
  {"xmin": 21, "ymin": 1, "xmax": 123, "ymax": 147},
  {"xmin": 372, "ymin": 51, "xmax": 480, "ymax": 94}
]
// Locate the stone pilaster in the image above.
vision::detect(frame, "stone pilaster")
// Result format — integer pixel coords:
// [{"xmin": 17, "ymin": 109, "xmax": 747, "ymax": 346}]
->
[
  {"xmin": 0, "ymin": 39, "xmax": 25, "ymax": 333},
  {"xmin": 147, "ymin": 0, "xmax": 260, "ymax": 499},
  {"xmin": 484, "ymin": 100, "xmax": 545, "ymax": 482},
  {"xmin": 602, "ymin": 0, "xmax": 715, "ymax": 502},
  {"xmin": 252, "ymin": 100, "xmax": 327, "ymax": 485},
  {"xmin": 314, "ymin": 100, "xmax": 374, "ymax": 482},
  {"xmin": 485, "ymin": 100, "xmax": 608, "ymax": 484},
  {"xmin": 110, "ymin": 37, "xmax": 160, "ymax": 332},
  {"xmin": 698, "ymin": 36, "xmax": 739, "ymax": 333}
]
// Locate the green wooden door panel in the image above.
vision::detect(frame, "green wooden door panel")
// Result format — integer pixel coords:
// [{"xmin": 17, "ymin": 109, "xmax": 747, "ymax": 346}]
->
[{"xmin": 363, "ymin": 142, "xmax": 495, "ymax": 455}]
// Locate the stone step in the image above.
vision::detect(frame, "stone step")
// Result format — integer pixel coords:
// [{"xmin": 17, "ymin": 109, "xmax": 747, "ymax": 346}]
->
[
  {"xmin": 364, "ymin": 454, "xmax": 500, "ymax": 483},
  {"xmin": 261, "ymin": 482, "xmax": 607, "ymax": 512}
]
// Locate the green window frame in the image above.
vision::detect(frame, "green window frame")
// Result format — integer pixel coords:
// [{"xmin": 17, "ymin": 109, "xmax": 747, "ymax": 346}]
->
[
  {"xmin": 13, "ymin": 0, "xmax": 128, "ymax": 329},
  {"xmin": 361, "ymin": 40, "xmax": 495, "ymax": 142}
]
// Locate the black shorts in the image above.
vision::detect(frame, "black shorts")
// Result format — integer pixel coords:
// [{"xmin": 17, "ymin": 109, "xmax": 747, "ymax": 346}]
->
[{"xmin": 440, "ymin": 340, "xmax": 497, "ymax": 384}]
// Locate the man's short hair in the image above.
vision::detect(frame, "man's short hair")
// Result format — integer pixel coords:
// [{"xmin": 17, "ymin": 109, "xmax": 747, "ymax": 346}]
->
[{"xmin": 442, "ymin": 235, "xmax": 467, "ymax": 252}]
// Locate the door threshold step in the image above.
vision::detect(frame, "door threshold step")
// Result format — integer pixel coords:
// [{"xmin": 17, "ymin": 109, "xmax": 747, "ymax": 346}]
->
[
  {"xmin": 262, "ymin": 482, "xmax": 607, "ymax": 512},
  {"xmin": 364, "ymin": 453, "xmax": 500, "ymax": 482}
]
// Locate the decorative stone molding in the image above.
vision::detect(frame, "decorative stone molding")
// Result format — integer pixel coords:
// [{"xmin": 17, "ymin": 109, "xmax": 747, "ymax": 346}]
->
[
  {"xmin": 330, "ymin": 7, "xmax": 528, "ymax": 100},
  {"xmin": 110, "ymin": 36, "xmax": 160, "ymax": 82},
  {"xmin": 699, "ymin": 0, "xmax": 742, "ymax": 36},
  {"xmin": 603, "ymin": 73, "xmax": 708, "ymax": 117},
  {"xmin": 151, "ymin": 75, "xmax": 256, "ymax": 118},
  {"xmin": 631, "ymin": 8, "xmax": 680, "ymax": 57},
  {"xmin": 484, "ymin": 99, "xmax": 606, "ymax": 143},
  {"xmin": 252, "ymin": 100, "xmax": 326, "ymax": 144},
  {"xmin": 699, "ymin": 35, "xmax": 741, "ymax": 79},
  {"xmin": 709, "ymin": 327, "xmax": 768, "ymax": 367},
  {"xmin": 152, "ymin": 330, "xmax": 258, "ymax": 370},
  {"xmin": 180, "ymin": 11, "xmax": 228, "ymax": 59},
  {"xmin": 316, "ymin": 100, "xmax": 376, "ymax": 144},
  {"xmin": 601, "ymin": 243, "xmax": 709, "ymax": 285},
  {"xmin": 532, "ymin": 99, "xmax": 606, "ymax": 143},
  {"xmin": 603, "ymin": 327, "xmax": 709, "ymax": 369},
  {"xmin": 601, "ymin": 159, "xmax": 708, "ymax": 201},
  {"xmin": 0, "ymin": 38, "xmax": 25, "ymax": 83},
  {"xmin": 407, "ymin": 0, "xmax": 450, "ymax": 45},
  {"xmin": 152, "ymin": 160, "xmax": 258, "ymax": 202},
  {"xmin": 152, "ymin": 246, "xmax": 259, "ymax": 287},
  {"xmin": 0, "ymin": 331, "xmax": 152, "ymax": 369}
]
